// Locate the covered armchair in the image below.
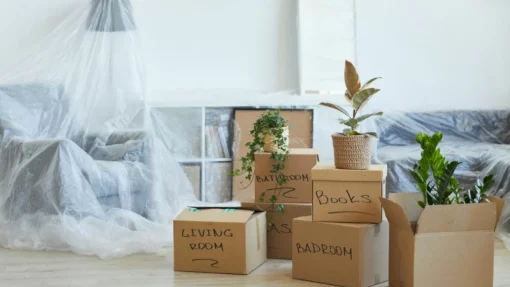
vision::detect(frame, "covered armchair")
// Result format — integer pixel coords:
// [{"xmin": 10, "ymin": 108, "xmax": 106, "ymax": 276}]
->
[{"xmin": 0, "ymin": 83, "xmax": 153, "ymax": 218}]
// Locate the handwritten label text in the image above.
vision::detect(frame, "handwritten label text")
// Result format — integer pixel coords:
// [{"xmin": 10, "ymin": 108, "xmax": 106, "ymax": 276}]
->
[
  {"xmin": 296, "ymin": 242, "xmax": 353, "ymax": 260},
  {"xmin": 315, "ymin": 190, "xmax": 372, "ymax": 205}
]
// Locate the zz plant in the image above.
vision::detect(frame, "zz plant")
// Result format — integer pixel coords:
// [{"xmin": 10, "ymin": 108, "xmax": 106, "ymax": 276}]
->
[
  {"xmin": 409, "ymin": 131, "xmax": 495, "ymax": 208},
  {"xmin": 230, "ymin": 110, "xmax": 289, "ymax": 224},
  {"xmin": 320, "ymin": 60, "xmax": 383, "ymax": 137}
]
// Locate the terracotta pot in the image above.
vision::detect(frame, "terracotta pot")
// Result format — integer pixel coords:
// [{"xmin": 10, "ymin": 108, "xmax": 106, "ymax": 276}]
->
[
  {"xmin": 332, "ymin": 133, "xmax": 372, "ymax": 170},
  {"xmin": 263, "ymin": 126, "xmax": 289, "ymax": 153}
]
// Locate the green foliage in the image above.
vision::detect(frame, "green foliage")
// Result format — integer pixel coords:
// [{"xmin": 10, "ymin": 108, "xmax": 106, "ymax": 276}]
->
[
  {"xmin": 229, "ymin": 110, "xmax": 289, "ymax": 221},
  {"xmin": 409, "ymin": 132, "xmax": 495, "ymax": 207},
  {"xmin": 320, "ymin": 60, "xmax": 383, "ymax": 138}
]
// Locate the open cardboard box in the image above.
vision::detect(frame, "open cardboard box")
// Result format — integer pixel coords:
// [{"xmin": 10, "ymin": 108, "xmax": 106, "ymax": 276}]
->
[
  {"xmin": 173, "ymin": 207, "xmax": 267, "ymax": 275},
  {"xmin": 312, "ymin": 164, "xmax": 387, "ymax": 223},
  {"xmin": 381, "ymin": 192, "xmax": 505, "ymax": 287},
  {"xmin": 255, "ymin": 148, "xmax": 319, "ymax": 203}
]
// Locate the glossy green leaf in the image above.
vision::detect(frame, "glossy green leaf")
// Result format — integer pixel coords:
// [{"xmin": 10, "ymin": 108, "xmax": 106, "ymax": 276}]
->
[
  {"xmin": 344, "ymin": 60, "xmax": 361, "ymax": 97},
  {"xmin": 344, "ymin": 90, "xmax": 353, "ymax": 104},
  {"xmin": 352, "ymin": 88, "xmax": 380, "ymax": 111},
  {"xmin": 355, "ymin": 111, "xmax": 383, "ymax": 124},
  {"xmin": 361, "ymin": 77, "xmax": 381, "ymax": 89},
  {"xmin": 361, "ymin": 132, "xmax": 379, "ymax": 138},
  {"xmin": 319, "ymin": 102, "xmax": 351, "ymax": 118}
]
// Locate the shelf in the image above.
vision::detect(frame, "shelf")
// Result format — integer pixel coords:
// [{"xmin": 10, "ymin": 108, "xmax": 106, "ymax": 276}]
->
[
  {"xmin": 177, "ymin": 158, "xmax": 233, "ymax": 163},
  {"xmin": 147, "ymin": 90, "xmax": 345, "ymax": 108}
]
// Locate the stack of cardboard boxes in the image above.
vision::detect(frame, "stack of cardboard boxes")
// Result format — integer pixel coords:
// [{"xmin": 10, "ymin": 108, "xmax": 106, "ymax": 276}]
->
[
  {"xmin": 292, "ymin": 163, "xmax": 390, "ymax": 287},
  {"xmin": 172, "ymin": 148, "xmax": 319, "ymax": 275},
  {"xmin": 242, "ymin": 148, "xmax": 319, "ymax": 260},
  {"xmin": 172, "ymin": 148, "xmax": 504, "ymax": 286}
]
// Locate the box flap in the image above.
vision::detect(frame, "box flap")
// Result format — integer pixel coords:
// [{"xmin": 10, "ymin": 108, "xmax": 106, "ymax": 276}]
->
[
  {"xmin": 417, "ymin": 203, "xmax": 497, "ymax": 233},
  {"xmin": 312, "ymin": 164, "xmax": 387, "ymax": 182},
  {"xmin": 380, "ymin": 198, "xmax": 414, "ymax": 235},
  {"xmin": 488, "ymin": 196, "xmax": 505, "ymax": 228},
  {"xmin": 175, "ymin": 208, "xmax": 256, "ymax": 223},
  {"xmin": 388, "ymin": 192, "xmax": 424, "ymax": 222}
]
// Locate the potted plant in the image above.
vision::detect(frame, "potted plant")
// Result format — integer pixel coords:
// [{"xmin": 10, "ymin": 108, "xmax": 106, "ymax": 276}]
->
[
  {"xmin": 409, "ymin": 131, "xmax": 495, "ymax": 207},
  {"xmin": 320, "ymin": 60, "xmax": 383, "ymax": 170},
  {"xmin": 230, "ymin": 109, "xmax": 289, "ymax": 224}
]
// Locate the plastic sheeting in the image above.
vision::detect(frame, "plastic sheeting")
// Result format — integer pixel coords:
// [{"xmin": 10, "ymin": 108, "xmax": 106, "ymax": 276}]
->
[
  {"xmin": 0, "ymin": 0, "xmax": 207, "ymax": 259},
  {"xmin": 370, "ymin": 111, "xmax": 510, "ymax": 249}
]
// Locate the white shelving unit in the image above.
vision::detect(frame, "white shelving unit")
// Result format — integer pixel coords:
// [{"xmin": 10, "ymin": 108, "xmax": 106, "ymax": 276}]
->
[{"xmin": 146, "ymin": 91, "xmax": 344, "ymax": 202}]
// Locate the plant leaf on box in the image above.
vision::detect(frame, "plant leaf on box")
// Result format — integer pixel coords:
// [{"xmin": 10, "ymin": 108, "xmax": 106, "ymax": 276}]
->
[
  {"xmin": 319, "ymin": 102, "xmax": 350, "ymax": 118},
  {"xmin": 352, "ymin": 88, "xmax": 381, "ymax": 111},
  {"xmin": 409, "ymin": 131, "xmax": 496, "ymax": 207},
  {"xmin": 361, "ymin": 132, "xmax": 379, "ymax": 138},
  {"xmin": 344, "ymin": 90, "xmax": 353, "ymax": 104},
  {"xmin": 355, "ymin": 111, "xmax": 383, "ymax": 124},
  {"xmin": 229, "ymin": 109, "xmax": 290, "ymax": 224},
  {"xmin": 318, "ymin": 60, "xmax": 382, "ymax": 137},
  {"xmin": 344, "ymin": 60, "xmax": 361, "ymax": 97},
  {"xmin": 361, "ymin": 77, "xmax": 382, "ymax": 89}
]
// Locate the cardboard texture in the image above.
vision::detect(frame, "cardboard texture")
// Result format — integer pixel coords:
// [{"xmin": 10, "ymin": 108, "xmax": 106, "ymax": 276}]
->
[
  {"xmin": 173, "ymin": 208, "xmax": 267, "ymax": 275},
  {"xmin": 241, "ymin": 202, "xmax": 312, "ymax": 259},
  {"xmin": 232, "ymin": 109, "xmax": 313, "ymax": 198},
  {"xmin": 381, "ymin": 193, "xmax": 505, "ymax": 287},
  {"xmin": 312, "ymin": 164, "xmax": 387, "ymax": 223},
  {"xmin": 255, "ymin": 149, "xmax": 319, "ymax": 203},
  {"xmin": 292, "ymin": 216, "xmax": 389, "ymax": 287}
]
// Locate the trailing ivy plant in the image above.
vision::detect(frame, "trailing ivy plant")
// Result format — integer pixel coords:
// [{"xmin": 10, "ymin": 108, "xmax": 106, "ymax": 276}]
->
[
  {"xmin": 320, "ymin": 60, "xmax": 383, "ymax": 137},
  {"xmin": 230, "ymin": 110, "xmax": 289, "ymax": 226},
  {"xmin": 409, "ymin": 131, "xmax": 495, "ymax": 208}
]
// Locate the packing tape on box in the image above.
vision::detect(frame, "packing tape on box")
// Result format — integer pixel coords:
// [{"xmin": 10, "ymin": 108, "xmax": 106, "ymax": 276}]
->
[{"xmin": 256, "ymin": 216, "xmax": 260, "ymax": 251}]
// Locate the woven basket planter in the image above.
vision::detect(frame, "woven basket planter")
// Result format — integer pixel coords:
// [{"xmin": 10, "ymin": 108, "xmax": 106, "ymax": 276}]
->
[
  {"xmin": 263, "ymin": 126, "xmax": 289, "ymax": 153},
  {"xmin": 332, "ymin": 133, "xmax": 372, "ymax": 170}
]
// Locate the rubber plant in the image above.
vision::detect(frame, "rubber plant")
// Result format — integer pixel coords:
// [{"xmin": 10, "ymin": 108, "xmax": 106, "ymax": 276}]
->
[
  {"xmin": 320, "ymin": 60, "xmax": 383, "ymax": 138},
  {"xmin": 409, "ymin": 131, "xmax": 495, "ymax": 208},
  {"xmin": 230, "ymin": 109, "xmax": 289, "ymax": 226}
]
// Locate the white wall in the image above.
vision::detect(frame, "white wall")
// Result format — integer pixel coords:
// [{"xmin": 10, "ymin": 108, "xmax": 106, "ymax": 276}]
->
[
  {"xmin": 1, "ymin": 0, "xmax": 508, "ymax": 111},
  {"xmin": 0, "ymin": 0, "xmax": 299, "ymax": 94},
  {"xmin": 356, "ymin": 0, "xmax": 510, "ymax": 112}
]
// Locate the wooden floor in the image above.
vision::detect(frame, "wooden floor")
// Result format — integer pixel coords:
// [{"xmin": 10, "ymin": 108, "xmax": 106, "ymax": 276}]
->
[{"xmin": 1, "ymin": 240, "xmax": 509, "ymax": 287}]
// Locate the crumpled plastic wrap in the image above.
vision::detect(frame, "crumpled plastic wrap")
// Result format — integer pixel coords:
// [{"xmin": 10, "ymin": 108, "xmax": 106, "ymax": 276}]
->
[
  {"xmin": 370, "ymin": 111, "xmax": 510, "ymax": 249},
  {"xmin": 0, "ymin": 0, "xmax": 207, "ymax": 259}
]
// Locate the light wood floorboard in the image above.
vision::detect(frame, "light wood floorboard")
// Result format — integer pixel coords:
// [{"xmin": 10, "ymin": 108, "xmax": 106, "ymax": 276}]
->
[{"xmin": 1, "ymin": 240, "xmax": 509, "ymax": 286}]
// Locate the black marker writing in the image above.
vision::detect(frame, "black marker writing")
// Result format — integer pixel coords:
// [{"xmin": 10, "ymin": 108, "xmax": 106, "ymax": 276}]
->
[
  {"xmin": 182, "ymin": 228, "xmax": 233, "ymax": 238},
  {"xmin": 192, "ymin": 258, "xmax": 219, "ymax": 268},
  {"xmin": 256, "ymin": 174, "xmax": 309, "ymax": 183},
  {"xmin": 315, "ymin": 190, "xmax": 372, "ymax": 205},
  {"xmin": 264, "ymin": 187, "xmax": 296, "ymax": 199},
  {"xmin": 267, "ymin": 223, "xmax": 291, "ymax": 234},
  {"xmin": 296, "ymin": 242, "xmax": 353, "ymax": 260},
  {"xmin": 189, "ymin": 242, "xmax": 224, "ymax": 251}
]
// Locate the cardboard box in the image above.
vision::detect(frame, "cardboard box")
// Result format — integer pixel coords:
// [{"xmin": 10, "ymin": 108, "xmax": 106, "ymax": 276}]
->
[
  {"xmin": 312, "ymin": 164, "xmax": 387, "ymax": 223},
  {"xmin": 381, "ymin": 193, "xmax": 505, "ymax": 287},
  {"xmin": 232, "ymin": 109, "xmax": 313, "ymax": 198},
  {"xmin": 241, "ymin": 202, "xmax": 312, "ymax": 259},
  {"xmin": 255, "ymin": 148, "xmax": 319, "ymax": 203},
  {"xmin": 292, "ymin": 216, "xmax": 389, "ymax": 287},
  {"xmin": 173, "ymin": 207, "xmax": 267, "ymax": 275}
]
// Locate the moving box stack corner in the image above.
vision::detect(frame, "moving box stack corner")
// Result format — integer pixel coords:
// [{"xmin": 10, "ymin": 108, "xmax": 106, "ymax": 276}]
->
[
  {"xmin": 255, "ymin": 148, "xmax": 319, "ymax": 203},
  {"xmin": 381, "ymin": 192, "xmax": 505, "ymax": 287},
  {"xmin": 239, "ymin": 148, "xmax": 318, "ymax": 260},
  {"xmin": 311, "ymin": 164, "xmax": 387, "ymax": 223},
  {"xmin": 292, "ymin": 163, "xmax": 390, "ymax": 287},
  {"xmin": 173, "ymin": 207, "xmax": 267, "ymax": 275},
  {"xmin": 241, "ymin": 202, "xmax": 311, "ymax": 259}
]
